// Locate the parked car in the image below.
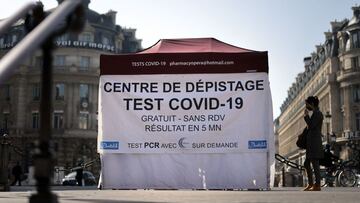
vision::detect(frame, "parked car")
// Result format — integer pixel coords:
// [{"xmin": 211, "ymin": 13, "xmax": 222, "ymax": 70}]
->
[{"xmin": 62, "ymin": 171, "xmax": 96, "ymax": 186}]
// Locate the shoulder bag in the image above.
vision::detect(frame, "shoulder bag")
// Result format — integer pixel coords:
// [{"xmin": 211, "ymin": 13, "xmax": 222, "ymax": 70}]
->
[{"xmin": 296, "ymin": 127, "xmax": 308, "ymax": 149}]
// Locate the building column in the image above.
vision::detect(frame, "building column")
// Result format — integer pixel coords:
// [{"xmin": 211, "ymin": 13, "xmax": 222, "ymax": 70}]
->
[
  {"xmin": 329, "ymin": 57, "xmax": 342, "ymax": 136},
  {"xmin": 72, "ymin": 84, "xmax": 79, "ymax": 129},
  {"xmin": 14, "ymin": 74, "xmax": 27, "ymax": 135},
  {"xmin": 329, "ymin": 84, "xmax": 341, "ymax": 136},
  {"xmin": 91, "ymin": 84, "xmax": 98, "ymax": 130},
  {"xmin": 66, "ymin": 83, "xmax": 73, "ymax": 129},
  {"xmin": 343, "ymin": 86, "xmax": 352, "ymax": 131}
]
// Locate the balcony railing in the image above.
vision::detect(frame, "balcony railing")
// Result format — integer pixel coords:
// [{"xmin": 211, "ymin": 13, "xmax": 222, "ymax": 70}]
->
[{"xmin": 337, "ymin": 67, "xmax": 360, "ymax": 80}]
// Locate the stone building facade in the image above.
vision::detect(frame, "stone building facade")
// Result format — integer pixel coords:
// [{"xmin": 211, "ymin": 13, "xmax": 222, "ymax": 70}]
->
[
  {"xmin": 0, "ymin": 0, "xmax": 141, "ymax": 182},
  {"xmin": 277, "ymin": 6, "xmax": 360, "ymax": 186}
]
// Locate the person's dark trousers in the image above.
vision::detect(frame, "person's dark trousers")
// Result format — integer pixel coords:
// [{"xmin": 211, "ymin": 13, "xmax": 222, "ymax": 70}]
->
[
  {"xmin": 11, "ymin": 176, "xmax": 21, "ymax": 186},
  {"xmin": 77, "ymin": 178, "xmax": 82, "ymax": 186},
  {"xmin": 304, "ymin": 158, "xmax": 321, "ymax": 185}
]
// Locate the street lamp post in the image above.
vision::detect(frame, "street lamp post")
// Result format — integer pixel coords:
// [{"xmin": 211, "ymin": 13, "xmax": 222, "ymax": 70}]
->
[
  {"xmin": 325, "ymin": 111, "xmax": 332, "ymax": 144},
  {"xmin": 282, "ymin": 165, "xmax": 286, "ymax": 187},
  {"xmin": 28, "ymin": 2, "xmax": 84, "ymax": 202}
]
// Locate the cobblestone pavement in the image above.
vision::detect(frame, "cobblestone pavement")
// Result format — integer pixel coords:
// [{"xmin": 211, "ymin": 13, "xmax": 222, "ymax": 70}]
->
[{"xmin": 0, "ymin": 186, "xmax": 359, "ymax": 203}]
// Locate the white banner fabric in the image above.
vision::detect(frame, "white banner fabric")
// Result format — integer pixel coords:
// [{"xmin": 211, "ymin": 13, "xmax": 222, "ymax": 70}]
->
[
  {"xmin": 100, "ymin": 153, "xmax": 269, "ymax": 189},
  {"xmin": 98, "ymin": 73, "xmax": 272, "ymax": 154}
]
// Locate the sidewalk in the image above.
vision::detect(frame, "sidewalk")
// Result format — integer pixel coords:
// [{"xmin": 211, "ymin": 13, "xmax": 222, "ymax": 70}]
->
[{"xmin": 1, "ymin": 186, "xmax": 359, "ymax": 203}]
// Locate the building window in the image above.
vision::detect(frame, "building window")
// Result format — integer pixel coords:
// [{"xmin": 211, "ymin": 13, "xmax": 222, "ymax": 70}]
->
[
  {"xmin": 3, "ymin": 113, "xmax": 9, "ymax": 129},
  {"xmin": 12, "ymin": 34, "xmax": 17, "ymax": 43},
  {"xmin": 32, "ymin": 83, "xmax": 40, "ymax": 101},
  {"xmin": 353, "ymin": 85, "xmax": 360, "ymax": 103},
  {"xmin": 54, "ymin": 55, "xmax": 66, "ymax": 67},
  {"xmin": 351, "ymin": 57, "xmax": 359, "ymax": 69},
  {"xmin": 4, "ymin": 85, "xmax": 10, "ymax": 101},
  {"xmin": 55, "ymin": 83, "xmax": 65, "ymax": 100},
  {"xmin": 102, "ymin": 36, "xmax": 110, "ymax": 45},
  {"xmin": 0, "ymin": 38, "xmax": 4, "ymax": 47},
  {"xmin": 339, "ymin": 61, "xmax": 344, "ymax": 71},
  {"xmin": 79, "ymin": 56, "xmax": 90, "ymax": 70},
  {"xmin": 79, "ymin": 33, "xmax": 92, "ymax": 42},
  {"xmin": 57, "ymin": 34, "xmax": 67, "ymax": 41},
  {"xmin": 32, "ymin": 112, "xmax": 39, "ymax": 129},
  {"xmin": 326, "ymin": 43, "xmax": 331, "ymax": 56},
  {"xmin": 53, "ymin": 112, "xmax": 64, "ymax": 129},
  {"xmin": 352, "ymin": 31, "xmax": 360, "ymax": 49},
  {"xmin": 35, "ymin": 56, "xmax": 43, "ymax": 68},
  {"xmin": 79, "ymin": 111, "xmax": 89, "ymax": 129},
  {"xmin": 356, "ymin": 113, "xmax": 360, "ymax": 131},
  {"xmin": 80, "ymin": 84, "xmax": 89, "ymax": 101},
  {"xmin": 340, "ymin": 88, "xmax": 344, "ymax": 107},
  {"xmin": 339, "ymin": 39, "xmax": 344, "ymax": 52}
]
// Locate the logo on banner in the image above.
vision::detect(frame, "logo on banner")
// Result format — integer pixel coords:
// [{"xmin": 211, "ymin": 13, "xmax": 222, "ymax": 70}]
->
[
  {"xmin": 178, "ymin": 137, "xmax": 189, "ymax": 148},
  {"xmin": 248, "ymin": 140, "xmax": 267, "ymax": 149},
  {"xmin": 101, "ymin": 141, "xmax": 119, "ymax": 150}
]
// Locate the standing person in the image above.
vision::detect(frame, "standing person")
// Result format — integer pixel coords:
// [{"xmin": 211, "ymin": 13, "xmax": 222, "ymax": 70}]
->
[
  {"xmin": 11, "ymin": 162, "xmax": 22, "ymax": 186},
  {"xmin": 303, "ymin": 96, "xmax": 324, "ymax": 191},
  {"xmin": 75, "ymin": 163, "xmax": 83, "ymax": 186}
]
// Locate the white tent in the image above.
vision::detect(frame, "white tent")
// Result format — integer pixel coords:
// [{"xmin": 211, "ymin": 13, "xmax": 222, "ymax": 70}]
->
[{"xmin": 98, "ymin": 38, "xmax": 275, "ymax": 189}]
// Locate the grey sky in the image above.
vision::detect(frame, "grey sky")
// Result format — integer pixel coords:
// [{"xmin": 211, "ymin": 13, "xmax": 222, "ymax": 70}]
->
[{"xmin": 1, "ymin": 0, "xmax": 359, "ymax": 118}]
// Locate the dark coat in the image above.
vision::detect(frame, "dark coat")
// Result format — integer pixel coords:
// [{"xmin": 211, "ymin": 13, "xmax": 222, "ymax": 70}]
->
[
  {"xmin": 76, "ymin": 167, "xmax": 83, "ymax": 180},
  {"xmin": 304, "ymin": 108, "xmax": 324, "ymax": 159},
  {"xmin": 12, "ymin": 165, "xmax": 22, "ymax": 177}
]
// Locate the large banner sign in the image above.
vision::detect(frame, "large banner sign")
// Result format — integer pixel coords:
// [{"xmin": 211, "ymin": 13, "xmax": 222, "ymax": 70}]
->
[
  {"xmin": 99, "ymin": 73, "xmax": 270, "ymax": 154},
  {"xmin": 98, "ymin": 38, "xmax": 274, "ymax": 189}
]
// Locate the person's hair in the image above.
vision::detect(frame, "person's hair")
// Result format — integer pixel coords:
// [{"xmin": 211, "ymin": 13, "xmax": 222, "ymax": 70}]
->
[{"xmin": 305, "ymin": 96, "xmax": 319, "ymax": 107}]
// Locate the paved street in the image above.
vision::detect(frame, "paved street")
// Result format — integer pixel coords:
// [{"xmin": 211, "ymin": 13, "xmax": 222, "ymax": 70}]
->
[{"xmin": 0, "ymin": 186, "xmax": 359, "ymax": 203}]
